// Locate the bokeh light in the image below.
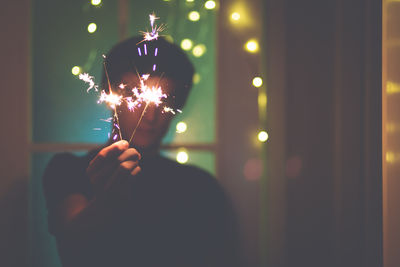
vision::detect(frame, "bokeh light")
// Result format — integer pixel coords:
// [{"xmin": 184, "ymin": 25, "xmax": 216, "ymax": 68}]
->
[
  {"xmin": 252, "ymin": 77, "xmax": 263, "ymax": 87},
  {"xmin": 258, "ymin": 131, "xmax": 269, "ymax": 142},
  {"xmin": 87, "ymin": 23, "xmax": 97, "ymax": 33},
  {"xmin": 244, "ymin": 158, "xmax": 263, "ymax": 181},
  {"xmin": 192, "ymin": 44, "xmax": 206, "ymax": 57},
  {"xmin": 176, "ymin": 151, "xmax": 189, "ymax": 164},
  {"xmin": 176, "ymin": 122, "xmax": 187, "ymax": 133},
  {"xmin": 231, "ymin": 12, "xmax": 241, "ymax": 21},
  {"xmin": 245, "ymin": 39, "xmax": 259, "ymax": 53},
  {"xmin": 188, "ymin": 11, "xmax": 200, "ymax": 21},
  {"xmin": 193, "ymin": 73, "xmax": 201, "ymax": 84},
  {"xmin": 180, "ymin": 39, "xmax": 193, "ymax": 51},
  {"xmin": 205, "ymin": 0, "xmax": 216, "ymax": 10},
  {"xmin": 71, "ymin": 66, "xmax": 81, "ymax": 76},
  {"xmin": 91, "ymin": 0, "xmax": 101, "ymax": 6},
  {"xmin": 286, "ymin": 156, "xmax": 303, "ymax": 178}
]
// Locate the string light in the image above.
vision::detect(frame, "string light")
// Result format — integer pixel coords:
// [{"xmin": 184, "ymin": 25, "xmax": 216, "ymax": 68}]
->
[
  {"xmin": 87, "ymin": 23, "xmax": 97, "ymax": 33},
  {"xmin": 258, "ymin": 131, "xmax": 269, "ymax": 142},
  {"xmin": 245, "ymin": 39, "xmax": 259, "ymax": 53},
  {"xmin": 176, "ymin": 122, "xmax": 187, "ymax": 133},
  {"xmin": 71, "ymin": 66, "xmax": 81, "ymax": 76},
  {"xmin": 188, "ymin": 11, "xmax": 200, "ymax": 21},
  {"xmin": 252, "ymin": 77, "xmax": 263, "ymax": 87},
  {"xmin": 91, "ymin": 0, "xmax": 101, "ymax": 6},
  {"xmin": 177, "ymin": 150, "xmax": 189, "ymax": 164},
  {"xmin": 192, "ymin": 44, "xmax": 206, "ymax": 57},
  {"xmin": 180, "ymin": 39, "xmax": 193, "ymax": 51},
  {"xmin": 205, "ymin": 0, "xmax": 216, "ymax": 9}
]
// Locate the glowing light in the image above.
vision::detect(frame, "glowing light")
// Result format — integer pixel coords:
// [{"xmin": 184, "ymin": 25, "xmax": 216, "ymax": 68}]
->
[
  {"xmin": 192, "ymin": 44, "xmax": 206, "ymax": 57},
  {"xmin": 252, "ymin": 77, "xmax": 263, "ymax": 87},
  {"xmin": 176, "ymin": 122, "xmax": 187, "ymax": 133},
  {"xmin": 205, "ymin": 0, "xmax": 216, "ymax": 9},
  {"xmin": 188, "ymin": 11, "xmax": 200, "ymax": 21},
  {"xmin": 387, "ymin": 123, "xmax": 400, "ymax": 133},
  {"xmin": 186, "ymin": 0, "xmax": 194, "ymax": 2},
  {"xmin": 386, "ymin": 151, "xmax": 400, "ymax": 163},
  {"xmin": 258, "ymin": 131, "xmax": 269, "ymax": 142},
  {"xmin": 258, "ymin": 91, "xmax": 267, "ymax": 108},
  {"xmin": 193, "ymin": 73, "xmax": 201, "ymax": 84},
  {"xmin": 91, "ymin": 0, "xmax": 101, "ymax": 6},
  {"xmin": 181, "ymin": 39, "xmax": 193, "ymax": 51},
  {"xmin": 87, "ymin": 23, "xmax": 97, "ymax": 33},
  {"xmin": 387, "ymin": 81, "xmax": 400, "ymax": 94},
  {"xmin": 98, "ymin": 90, "xmax": 123, "ymax": 109},
  {"xmin": 245, "ymin": 39, "xmax": 259, "ymax": 53},
  {"xmin": 71, "ymin": 66, "xmax": 81, "ymax": 76},
  {"xmin": 176, "ymin": 151, "xmax": 189, "ymax": 164},
  {"xmin": 231, "ymin": 12, "xmax": 241, "ymax": 21},
  {"xmin": 139, "ymin": 13, "xmax": 165, "ymax": 43}
]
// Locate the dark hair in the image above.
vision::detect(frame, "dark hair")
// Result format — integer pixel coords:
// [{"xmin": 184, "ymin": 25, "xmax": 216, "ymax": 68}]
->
[{"xmin": 102, "ymin": 36, "xmax": 194, "ymax": 109}]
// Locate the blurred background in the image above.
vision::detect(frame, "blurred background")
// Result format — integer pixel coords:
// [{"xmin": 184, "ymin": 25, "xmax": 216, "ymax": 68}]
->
[{"xmin": 1, "ymin": 0, "xmax": 399, "ymax": 266}]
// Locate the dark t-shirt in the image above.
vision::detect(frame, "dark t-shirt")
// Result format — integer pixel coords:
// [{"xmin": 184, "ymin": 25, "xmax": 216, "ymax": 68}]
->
[{"xmin": 43, "ymin": 149, "xmax": 240, "ymax": 267}]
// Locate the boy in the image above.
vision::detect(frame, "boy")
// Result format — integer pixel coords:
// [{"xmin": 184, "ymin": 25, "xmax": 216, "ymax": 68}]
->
[{"xmin": 43, "ymin": 37, "xmax": 240, "ymax": 267}]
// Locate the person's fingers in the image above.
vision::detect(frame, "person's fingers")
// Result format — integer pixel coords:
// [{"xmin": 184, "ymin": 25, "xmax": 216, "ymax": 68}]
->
[
  {"xmin": 104, "ymin": 160, "xmax": 139, "ymax": 190},
  {"xmin": 89, "ymin": 161, "xmax": 119, "ymax": 185},
  {"xmin": 87, "ymin": 140, "xmax": 129, "ymax": 176},
  {"xmin": 130, "ymin": 166, "xmax": 141, "ymax": 176},
  {"xmin": 117, "ymin": 148, "xmax": 141, "ymax": 163}
]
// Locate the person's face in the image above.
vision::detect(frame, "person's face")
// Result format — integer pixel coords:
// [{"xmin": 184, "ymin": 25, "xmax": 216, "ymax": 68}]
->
[{"xmin": 116, "ymin": 73, "xmax": 176, "ymax": 151}]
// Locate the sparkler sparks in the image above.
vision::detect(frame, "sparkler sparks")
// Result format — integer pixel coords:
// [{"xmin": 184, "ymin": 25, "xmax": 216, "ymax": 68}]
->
[
  {"xmin": 139, "ymin": 13, "xmax": 165, "ymax": 43},
  {"xmin": 79, "ymin": 13, "xmax": 181, "ymax": 145},
  {"xmin": 98, "ymin": 90, "xmax": 122, "ymax": 109},
  {"xmin": 79, "ymin": 73, "xmax": 98, "ymax": 92}
]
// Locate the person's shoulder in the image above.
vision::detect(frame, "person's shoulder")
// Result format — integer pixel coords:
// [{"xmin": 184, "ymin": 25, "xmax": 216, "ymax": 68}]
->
[
  {"xmin": 160, "ymin": 155, "xmax": 220, "ymax": 189},
  {"xmin": 161, "ymin": 155, "xmax": 213, "ymax": 177}
]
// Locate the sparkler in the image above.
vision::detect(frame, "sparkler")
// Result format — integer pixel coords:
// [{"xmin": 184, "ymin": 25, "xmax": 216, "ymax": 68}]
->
[
  {"xmin": 138, "ymin": 13, "xmax": 165, "ymax": 43},
  {"xmin": 102, "ymin": 55, "xmax": 123, "ymax": 141},
  {"xmin": 79, "ymin": 13, "xmax": 179, "ymax": 145}
]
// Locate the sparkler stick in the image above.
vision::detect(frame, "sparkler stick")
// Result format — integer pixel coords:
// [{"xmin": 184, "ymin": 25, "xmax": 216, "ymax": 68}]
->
[
  {"xmin": 103, "ymin": 55, "xmax": 123, "ymax": 141},
  {"xmin": 128, "ymin": 102, "xmax": 149, "ymax": 144}
]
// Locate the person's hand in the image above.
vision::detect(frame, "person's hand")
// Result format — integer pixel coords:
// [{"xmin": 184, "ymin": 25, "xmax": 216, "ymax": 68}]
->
[{"xmin": 86, "ymin": 140, "xmax": 141, "ymax": 197}]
